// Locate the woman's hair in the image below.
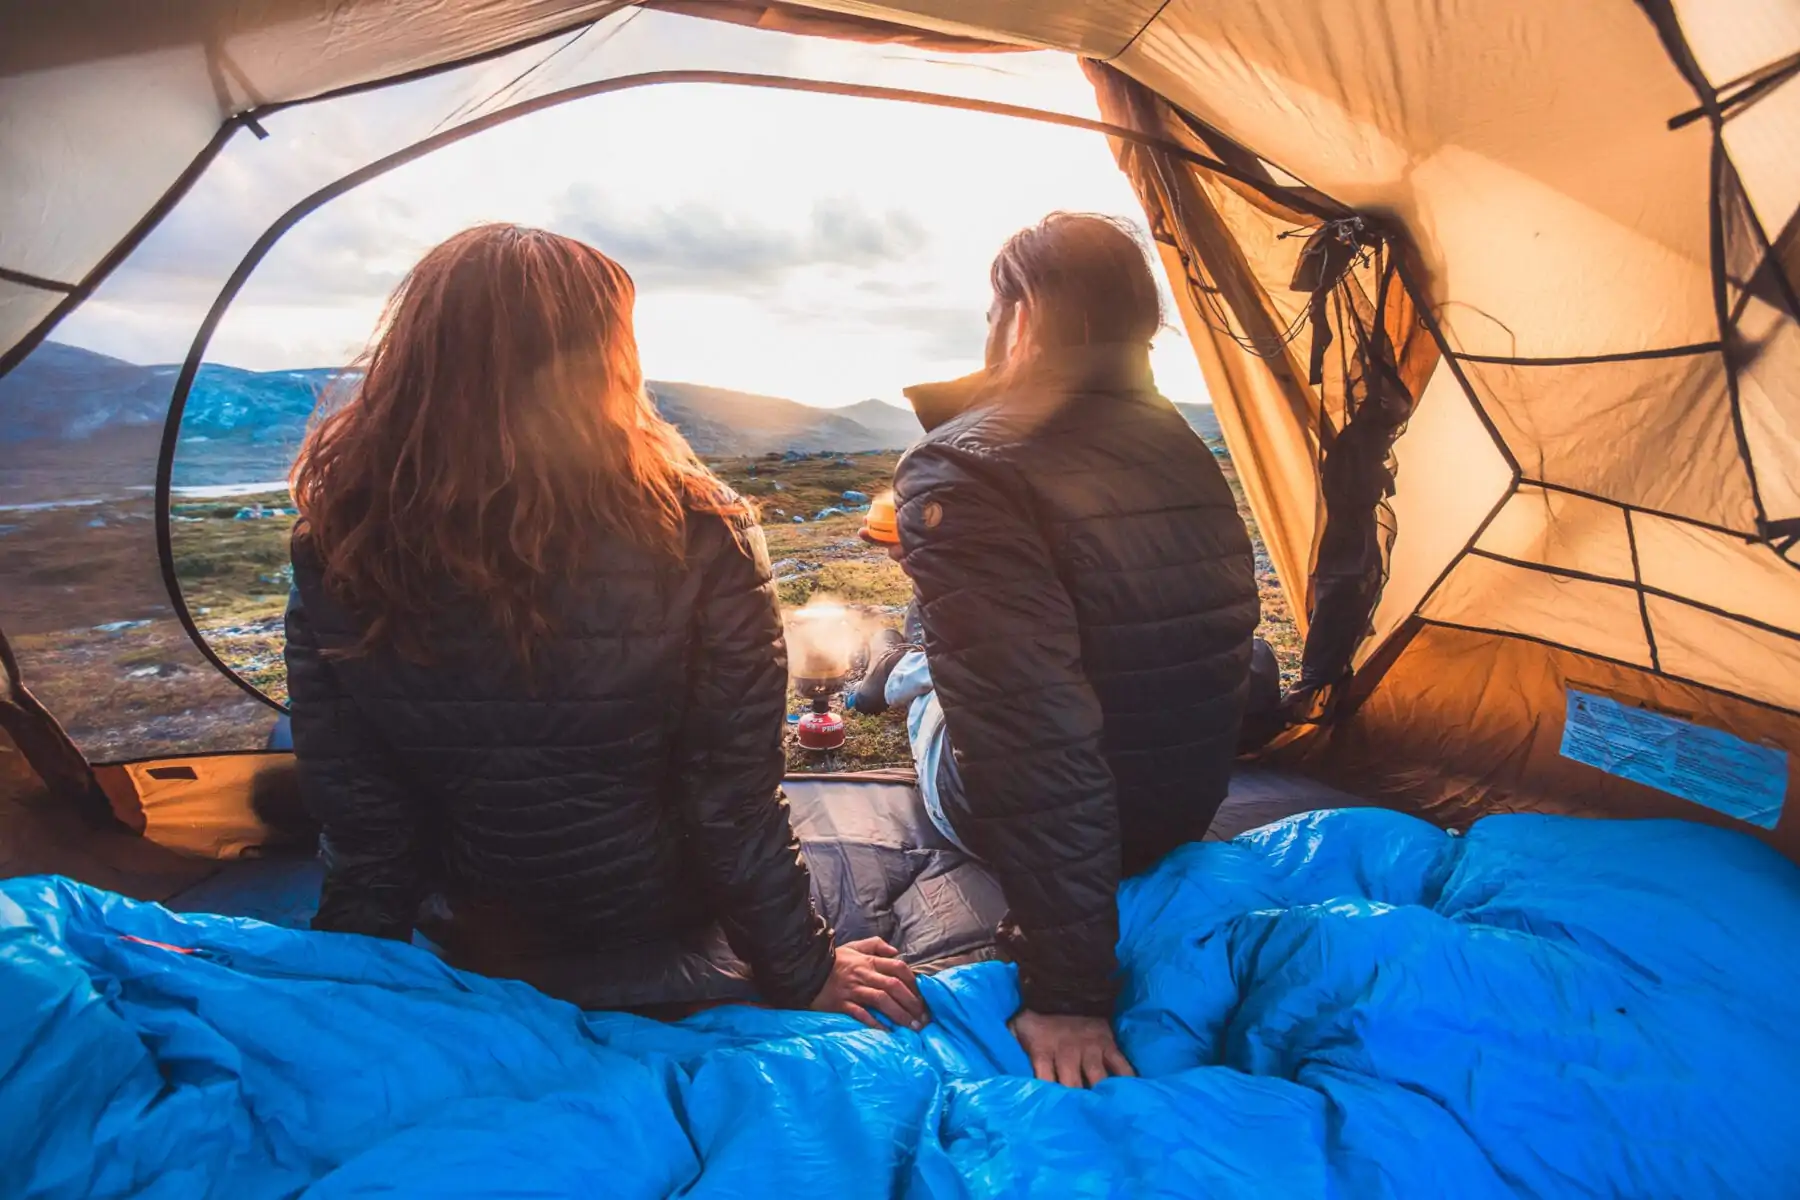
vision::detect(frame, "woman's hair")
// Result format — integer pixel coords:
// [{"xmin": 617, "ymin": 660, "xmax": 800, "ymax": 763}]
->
[
  {"xmin": 988, "ymin": 212, "xmax": 1163, "ymax": 370},
  {"xmin": 291, "ymin": 222, "xmax": 739, "ymax": 663}
]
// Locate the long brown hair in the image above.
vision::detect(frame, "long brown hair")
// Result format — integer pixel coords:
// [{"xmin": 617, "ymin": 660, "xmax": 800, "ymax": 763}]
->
[
  {"xmin": 291, "ymin": 223, "xmax": 739, "ymax": 663},
  {"xmin": 987, "ymin": 212, "xmax": 1163, "ymax": 380}
]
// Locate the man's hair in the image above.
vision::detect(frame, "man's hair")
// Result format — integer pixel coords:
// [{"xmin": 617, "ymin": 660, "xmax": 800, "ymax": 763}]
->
[
  {"xmin": 989, "ymin": 212, "xmax": 1163, "ymax": 361},
  {"xmin": 291, "ymin": 222, "xmax": 740, "ymax": 665}
]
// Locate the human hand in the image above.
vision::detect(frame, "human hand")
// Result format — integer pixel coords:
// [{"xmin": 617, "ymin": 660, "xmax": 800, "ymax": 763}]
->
[
  {"xmin": 1010, "ymin": 1010, "xmax": 1135, "ymax": 1087},
  {"xmin": 856, "ymin": 527, "xmax": 905, "ymax": 562},
  {"xmin": 810, "ymin": 936, "xmax": 928, "ymax": 1030}
]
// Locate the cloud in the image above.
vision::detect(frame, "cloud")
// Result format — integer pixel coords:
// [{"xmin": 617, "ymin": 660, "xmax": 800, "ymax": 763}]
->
[
  {"xmin": 891, "ymin": 304, "xmax": 987, "ymax": 360},
  {"xmin": 552, "ymin": 188, "xmax": 929, "ymax": 290},
  {"xmin": 116, "ymin": 179, "xmax": 418, "ymax": 307}
]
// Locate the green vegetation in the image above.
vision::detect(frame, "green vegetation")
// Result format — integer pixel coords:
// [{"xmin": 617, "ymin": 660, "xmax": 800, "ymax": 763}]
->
[
  {"xmin": 169, "ymin": 491, "xmax": 297, "ymax": 627},
  {"xmin": 776, "ymin": 560, "xmax": 911, "ymax": 609}
]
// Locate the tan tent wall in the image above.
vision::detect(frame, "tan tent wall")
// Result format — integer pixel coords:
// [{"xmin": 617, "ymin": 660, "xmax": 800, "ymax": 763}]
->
[
  {"xmin": 2, "ymin": 1, "xmax": 1796, "ymax": 862},
  {"xmin": 638, "ymin": 1, "xmax": 1028, "ymax": 52},
  {"xmin": 0, "ymin": 727, "xmax": 218, "ymax": 900},
  {"xmin": 1295, "ymin": 623, "xmax": 1800, "ymax": 858},
  {"xmin": 1065, "ymin": 2, "xmax": 1800, "ymax": 853},
  {"xmin": 93, "ymin": 753, "xmax": 302, "ymax": 860}
]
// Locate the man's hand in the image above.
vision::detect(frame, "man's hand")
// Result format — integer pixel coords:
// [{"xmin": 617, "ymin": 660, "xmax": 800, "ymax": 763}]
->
[
  {"xmin": 1011, "ymin": 1010, "xmax": 1136, "ymax": 1087},
  {"xmin": 811, "ymin": 937, "xmax": 928, "ymax": 1030},
  {"xmin": 856, "ymin": 527, "xmax": 906, "ymax": 562}
]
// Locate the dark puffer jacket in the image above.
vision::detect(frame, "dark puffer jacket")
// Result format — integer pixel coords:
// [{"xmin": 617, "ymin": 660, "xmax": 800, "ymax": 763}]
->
[
  {"xmin": 284, "ymin": 503, "xmax": 834, "ymax": 1009},
  {"xmin": 894, "ymin": 345, "xmax": 1258, "ymax": 1017}
]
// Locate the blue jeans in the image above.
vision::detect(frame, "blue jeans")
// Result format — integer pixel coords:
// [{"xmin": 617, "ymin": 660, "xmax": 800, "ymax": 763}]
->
[{"xmin": 884, "ymin": 649, "xmax": 972, "ymax": 855}]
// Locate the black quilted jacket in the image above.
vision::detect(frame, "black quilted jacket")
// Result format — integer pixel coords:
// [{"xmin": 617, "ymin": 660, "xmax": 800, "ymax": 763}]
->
[
  {"xmin": 895, "ymin": 345, "xmax": 1258, "ymax": 1017},
  {"xmin": 284, "ymin": 504, "xmax": 833, "ymax": 1009}
]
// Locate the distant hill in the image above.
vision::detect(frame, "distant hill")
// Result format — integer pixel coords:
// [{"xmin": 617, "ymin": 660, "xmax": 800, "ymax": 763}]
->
[
  {"xmin": 0, "ymin": 343, "xmax": 922, "ymax": 499},
  {"xmin": 834, "ymin": 399, "xmax": 926, "ymax": 449},
  {"xmin": 0, "ymin": 343, "xmax": 1220, "ymax": 505},
  {"xmin": 646, "ymin": 383, "xmax": 918, "ymax": 456}
]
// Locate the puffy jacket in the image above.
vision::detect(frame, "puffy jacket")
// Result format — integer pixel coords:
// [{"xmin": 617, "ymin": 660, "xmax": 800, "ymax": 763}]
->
[
  {"xmin": 894, "ymin": 344, "xmax": 1258, "ymax": 1016},
  {"xmin": 284, "ymin": 502, "xmax": 834, "ymax": 1009}
]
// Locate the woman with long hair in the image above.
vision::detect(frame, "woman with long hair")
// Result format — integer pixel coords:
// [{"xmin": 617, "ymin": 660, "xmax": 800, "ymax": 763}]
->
[{"xmin": 285, "ymin": 223, "xmax": 920, "ymax": 1026}]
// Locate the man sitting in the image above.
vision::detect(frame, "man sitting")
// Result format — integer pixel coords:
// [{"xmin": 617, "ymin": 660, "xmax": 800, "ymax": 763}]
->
[{"xmin": 859, "ymin": 213, "xmax": 1260, "ymax": 1087}]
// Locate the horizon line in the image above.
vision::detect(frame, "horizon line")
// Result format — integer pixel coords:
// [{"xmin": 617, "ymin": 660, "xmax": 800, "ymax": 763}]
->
[{"xmin": 33, "ymin": 338, "xmax": 1216, "ymax": 412}]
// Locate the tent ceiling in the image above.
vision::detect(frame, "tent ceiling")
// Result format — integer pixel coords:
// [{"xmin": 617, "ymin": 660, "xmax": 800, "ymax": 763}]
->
[
  {"xmin": 0, "ymin": 1, "xmax": 1771, "ymax": 367},
  {"xmin": 2, "ymin": 1, "xmax": 1797, "ymax": 844},
  {"xmin": 0, "ymin": 1, "xmax": 628, "ymax": 98},
  {"xmin": 762, "ymin": 1, "xmax": 1164, "ymax": 55}
]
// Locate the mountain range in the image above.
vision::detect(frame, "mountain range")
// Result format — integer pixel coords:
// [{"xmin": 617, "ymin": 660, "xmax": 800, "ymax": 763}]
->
[{"xmin": 0, "ymin": 341, "xmax": 1220, "ymax": 499}]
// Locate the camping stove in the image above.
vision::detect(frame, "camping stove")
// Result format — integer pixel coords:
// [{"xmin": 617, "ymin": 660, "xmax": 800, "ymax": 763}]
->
[
  {"xmin": 788, "ymin": 605, "xmax": 853, "ymax": 753},
  {"xmin": 793, "ymin": 677, "xmax": 846, "ymax": 752}
]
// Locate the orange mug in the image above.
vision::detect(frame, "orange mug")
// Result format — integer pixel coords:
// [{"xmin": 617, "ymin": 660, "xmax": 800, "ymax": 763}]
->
[{"xmin": 862, "ymin": 491, "xmax": 899, "ymax": 545}]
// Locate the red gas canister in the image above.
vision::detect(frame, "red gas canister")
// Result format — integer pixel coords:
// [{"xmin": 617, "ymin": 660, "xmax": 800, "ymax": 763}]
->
[{"xmin": 796, "ymin": 710, "xmax": 845, "ymax": 751}]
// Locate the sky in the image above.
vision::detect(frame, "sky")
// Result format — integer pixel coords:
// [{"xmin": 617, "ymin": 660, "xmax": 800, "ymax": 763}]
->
[{"xmin": 57, "ymin": 10, "xmax": 1210, "ymax": 411}]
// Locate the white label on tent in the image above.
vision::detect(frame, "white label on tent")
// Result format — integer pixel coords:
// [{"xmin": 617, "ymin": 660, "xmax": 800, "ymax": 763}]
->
[{"xmin": 1561, "ymin": 690, "xmax": 1787, "ymax": 828}]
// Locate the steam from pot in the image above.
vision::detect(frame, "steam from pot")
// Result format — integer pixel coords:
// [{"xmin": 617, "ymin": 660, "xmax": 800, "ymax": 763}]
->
[{"xmin": 785, "ymin": 596, "xmax": 878, "ymax": 683}]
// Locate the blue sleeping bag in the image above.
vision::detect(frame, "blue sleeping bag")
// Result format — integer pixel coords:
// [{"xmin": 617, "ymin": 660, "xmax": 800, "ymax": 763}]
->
[{"xmin": 4, "ymin": 808, "xmax": 1798, "ymax": 1198}]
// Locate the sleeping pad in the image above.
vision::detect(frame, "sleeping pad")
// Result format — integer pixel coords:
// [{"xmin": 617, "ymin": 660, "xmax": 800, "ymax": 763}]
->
[{"xmin": 4, "ymin": 806, "xmax": 1799, "ymax": 1198}]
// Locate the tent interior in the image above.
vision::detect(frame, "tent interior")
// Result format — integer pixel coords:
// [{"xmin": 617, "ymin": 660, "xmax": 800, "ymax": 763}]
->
[
  {"xmin": 4, "ymin": 0, "xmax": 1796, "ymax": 887},
  {"xmin": 3, "ymin": 1, "xmax": 1800, "ymax": 1194}
]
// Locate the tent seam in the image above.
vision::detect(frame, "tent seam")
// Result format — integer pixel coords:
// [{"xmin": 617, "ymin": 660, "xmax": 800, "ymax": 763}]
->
[
  {"xmin": 1108, "ymin": 0, "xmax": 1178, "ymax": 63},
  {"xmin": 1623, "ymin": 509, "xmax": 1662, "ymax": 672},
  {"xmin": 248, "ymin": 5, "xmax": 633, "ymax": 121},
  {"xmin": 1465, "ymin": 547, "xmax": 1800, "ymax": 644},
  {"xmin": 1449, "ymin": 342, "xmax": 1720, "ymax": 367},
  {"xmin": 1634, "ymin": 0, "xmax": 1774, "ymax": 529},
  {"xmin": 1391, "ymin": 257, "xmax": 1522, "ymax": 479},
  {"xmin": 1708, "ymin": 145, "xmax": 1770, "ymax": 527},
  {"xmin": 1415, "ymin": 618, "xmax": 1800, "ymax": 720},
  {"xmin": 0, "ymin": 267, "xmax": 78, "ymax": 294},
  {"xmin": 1515, "ymin": 478, "xmax": 1768, "ymax": 545}
]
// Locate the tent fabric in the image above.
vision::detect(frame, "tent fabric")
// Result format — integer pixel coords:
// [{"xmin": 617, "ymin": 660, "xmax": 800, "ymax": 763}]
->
[
  {"xmin": 1, "ymin": 4, "xmax": 1797, "ymax": 858},
  {"xmin": 637, "ymin": 1, "xmax": 1029, "ymax": 53},
  {"xmin": 90, "ymin": 752, "xmax": 310, "ymax": 859},
  {"xmin": 1292, "ymin": 623, "xmax": 1800, "ymax": 840},
  {"xmin": 0, "ymin": 1, "xmax": 633, "ymax": 370},
  {"xmin": 1062, "ymin": 3, "xmax": 1800, "ymax": 851},
  {"xmin": 1083, "ymin": 60, "xmax": 1439, "ymax": 697},
  {"xmin": 6, "ymin": 804, "xmax": 1800, "ymax": 1197}
]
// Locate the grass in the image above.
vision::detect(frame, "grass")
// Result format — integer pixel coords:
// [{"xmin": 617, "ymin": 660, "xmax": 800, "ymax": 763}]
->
[
  {"xmin": 776, "ymin": 559, "xmax": 912, "ymax": 609},
  {"xmin": 6, "ymin": 448, "xmax": 1302, "ymax": 768},
  {"xmin": 168, "ymin": 491, "xmax": 297, "ymax": 627}
]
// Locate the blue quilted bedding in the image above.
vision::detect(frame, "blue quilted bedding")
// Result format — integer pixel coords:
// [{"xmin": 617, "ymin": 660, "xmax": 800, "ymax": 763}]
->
[{"xmin": 5, "ymin": 808, "xmax": 1798, "ymax": 1198}]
